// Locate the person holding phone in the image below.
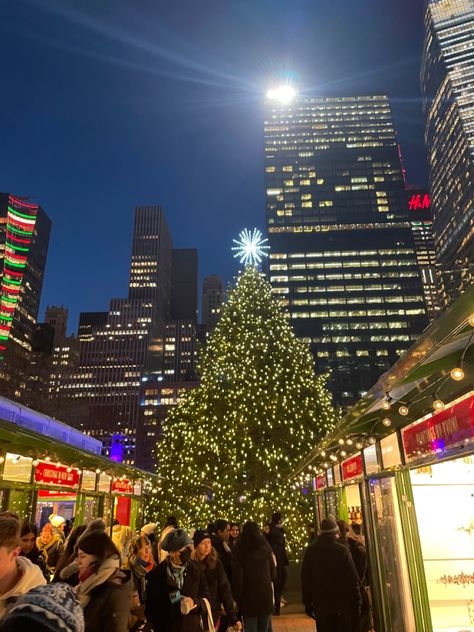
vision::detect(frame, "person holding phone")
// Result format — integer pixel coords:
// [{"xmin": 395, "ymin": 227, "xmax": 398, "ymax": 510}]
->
[{"xmin": 146, "ymin": 528, "xmax": 211, "ymax": 632}]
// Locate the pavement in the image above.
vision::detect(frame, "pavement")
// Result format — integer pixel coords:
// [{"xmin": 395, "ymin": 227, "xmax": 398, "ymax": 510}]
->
[{"xmin": 271, "ymin": 614, "xmax": 314, "ymax": 632}]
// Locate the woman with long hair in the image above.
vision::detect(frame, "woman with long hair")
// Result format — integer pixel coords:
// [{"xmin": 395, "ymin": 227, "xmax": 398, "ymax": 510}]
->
[
  {"xmin": 228, "ymin": 523, "xmax": 240, "ymax": 551},
  {"xmin": 19, "ymin": 521, "xmax": 49, "ymax": 581},
  {"xmin": 232, "ymin": 521, "xmax": 276, "ymax": 632},
  {"xmin": 75, "ymin": 530, "xmax": 131, "ymax": 632},
  {"xmin": 53, "ymin": 524, "xmax": 87, "ymax": 585},
  {"xmin": 192, "ymin": 529, "xmax": 240, "ymax": 631}
]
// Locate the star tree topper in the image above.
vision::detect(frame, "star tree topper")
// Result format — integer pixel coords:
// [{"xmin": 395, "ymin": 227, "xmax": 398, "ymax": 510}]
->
[{"xmin": 232, "ymin": 228, "xmax": 270, "ymax": 267}]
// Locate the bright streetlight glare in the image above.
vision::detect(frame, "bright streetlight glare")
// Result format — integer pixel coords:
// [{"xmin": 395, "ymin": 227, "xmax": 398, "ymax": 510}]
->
[{"xmin": 266, "ymin": 85, "xmax": 296, "ymax": 104}]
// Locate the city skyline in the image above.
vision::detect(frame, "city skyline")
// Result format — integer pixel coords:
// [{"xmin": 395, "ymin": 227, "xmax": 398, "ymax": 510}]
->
[{"xmin": 1, "ymin": 0, "xmax": 427, "ymax": 332}]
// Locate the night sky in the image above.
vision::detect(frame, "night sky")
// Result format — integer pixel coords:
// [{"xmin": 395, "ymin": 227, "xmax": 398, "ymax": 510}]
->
[{"xmin": 0, "ymin": 0, "xmax": 427, "ymax": 332}]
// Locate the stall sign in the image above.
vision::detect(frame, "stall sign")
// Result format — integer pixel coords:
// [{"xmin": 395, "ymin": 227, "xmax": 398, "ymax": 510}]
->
[
  {"xmin": 38, "ymin": 489, "xmax": 77, "ymax": 499},
  {"xmin": 98, "ymin": 473, "xmax": 112, "ymax": 493},
  {"xmin": 381, "ymin": 433, "xmax": 402, "ymax": 469},
  {"xmin": 402, "ymin": 394, "xmax": 474, "ymax": 461},
  {"xmin": 133, "ymin": 481, "xmax": 142, "ymax": 496},
  {"xmin": 81, "ymin": 470, "xmax": 97, "ymax": 492},
  {"xmin": 316, "ymin": 473, "xmax": 327, "ymax": 490},
  {"xmin": 35, "ymin": 462, "xmax": 79, "ymax": 488},
  {"xmin": 2, "ymin": 453, "xmax": 33, "ymax": 483},
  {"xmin": 363, "ymin": 444, "xmax": 380, "ymax": 475},
  {"xmin": 112, "ymin": 478, "xmax": 133, "ymax": 494},
  {"xmin": 326, "ymin": 468, "xmax": 334, "ymax": 486},
  {"xmin": 333, "ymin": 463, "xmax": 342, "ymax": 484},
  {"xmin": 342, "ymin": 454, "xmax": 364, "ymax": 481}
]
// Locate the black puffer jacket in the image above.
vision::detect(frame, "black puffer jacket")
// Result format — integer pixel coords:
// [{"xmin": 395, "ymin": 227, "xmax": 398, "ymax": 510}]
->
[
  {"xmin": 302, "ymin": 534, "xmax": 361, "ymax": 621},
  {"xmin": 145, "ymin": 559, "xmax": 211, "ymax": 632},
  {"xmin": 232, "ymin": 541, "xmax": 276, "ymax": 617},
  {"xmin": 195, "ymin": 549, "xmax": 238, "ymax": 625}
]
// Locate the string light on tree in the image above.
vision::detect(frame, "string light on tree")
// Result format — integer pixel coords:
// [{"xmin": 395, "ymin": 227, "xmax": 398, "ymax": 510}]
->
[
  {"xmin": 148, "ymin": 266, "xmax": 335, "ymax": 555},
  {"xmin": 232, "ymin": 228, "xmax": 270, "ymax": 267}
]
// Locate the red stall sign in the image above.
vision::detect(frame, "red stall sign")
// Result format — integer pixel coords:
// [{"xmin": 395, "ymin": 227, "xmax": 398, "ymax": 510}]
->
[
  {"xmin": 402, "ymin": 395, "xmax": 474, "ymax": 461},
  {"xmin": 316, "ymin": 474, "xmax": 327, "ymax": 490},
  {"xmin": 342, "ymin": 454, "xmax": 364, "ymax": 481},
  {"xmin": 35, "ymin": 462, "xmax": 80, "ymax": 488},
  {"xmin": 112, "ymin": 478, "xmax": 133, "ymax": 494}
]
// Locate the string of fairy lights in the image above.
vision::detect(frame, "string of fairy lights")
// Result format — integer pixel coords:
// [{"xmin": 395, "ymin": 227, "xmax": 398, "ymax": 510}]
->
[
  {"xmin": 292, "ymin": 311, "xmax": 474, "ymax": 488},
  {"xmin": 151, "ymin": 264, "xmax": 335, "ymax": 555}
]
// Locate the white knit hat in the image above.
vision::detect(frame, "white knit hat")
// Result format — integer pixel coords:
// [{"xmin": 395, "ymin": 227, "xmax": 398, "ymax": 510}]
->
[{"xmin": 49, "ymin": 514, "xmax": 66, "ymax": 528}]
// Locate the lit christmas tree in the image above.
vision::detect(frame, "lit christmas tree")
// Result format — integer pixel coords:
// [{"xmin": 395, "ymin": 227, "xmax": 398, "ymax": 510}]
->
[{"xmin": 151, "ymin": 266, "xmax": 335, "ymax": 555}]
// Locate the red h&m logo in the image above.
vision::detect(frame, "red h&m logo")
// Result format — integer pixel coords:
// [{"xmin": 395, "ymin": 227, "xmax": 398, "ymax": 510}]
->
[{"xmin": 408, "ymin": 194, "xmax": 430, "ymax": 210}]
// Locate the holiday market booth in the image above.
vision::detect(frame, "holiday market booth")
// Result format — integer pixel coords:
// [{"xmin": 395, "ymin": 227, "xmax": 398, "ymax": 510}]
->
[
  {"xmin": 0, "ymin": 396, "xmax": 159, "ymax": 531},
  {"xmin": 295, "ymin": 285, "xmax": 474, "ymax": 632}
]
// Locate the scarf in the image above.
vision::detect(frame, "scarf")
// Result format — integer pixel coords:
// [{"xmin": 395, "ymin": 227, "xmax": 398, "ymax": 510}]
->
[
  {"xmin": 75, "ymin": 556, "xmax": 120, "ymax": 607},
  {"xmin": 167, "ymin": 561, "xmax": 186, "ymax": 590}
]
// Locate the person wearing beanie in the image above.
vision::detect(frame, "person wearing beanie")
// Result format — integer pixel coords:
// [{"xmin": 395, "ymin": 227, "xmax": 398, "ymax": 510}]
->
[
  {"xmin": 156, "ymin": 516, "xmax": 178, "ymax": 563},
  {"xmin": 302, "ymin": 518, "xmax": 361, "ymax": 632},
  {"xmin": 192, "ymin": 530, "xmax": 240, "ymax": 631},
  {"xmin": 145, "ymin": 528, "xmax": 211, "ymax": 632},
  {"xmin": 36, "ymin": 523, "xmax": 64, "ymax": 576},
  {"xmin": 48, "ymin": 515, "xmax": 66, "ymax": 543},
  {"xmin": 76, "ymin": 530, "xmax": 132, "ymax": 632},
  {"xmin": 0, "ymin": 583, "xmax": 84, "ymax": 632},
  {"xmin": 0, "ymin": 514, "xmax": 46, "ymax": 620}
]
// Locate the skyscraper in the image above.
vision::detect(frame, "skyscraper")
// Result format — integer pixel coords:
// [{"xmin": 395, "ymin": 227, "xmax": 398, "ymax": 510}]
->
[
  {"xmin": 202, "ymin": 275, "xmax": 225, "ymax": 332},
  {"xmin": 264, "ymin": 94, "xmax": 428, "ymax": 405},
  {"xmin": 406, "ymin": 187, "xmax": 443, "ymax": 321},
  {"xmin": 65, "ymin": 206, "xmax": 173, "ymax": 463},
  {"xmin": 421, "ymin": 0, "xmax": 474, "ymax": 303},
  {"xmin": 0, "ymin": 193, "xmax": 51, "ymax": 400}
]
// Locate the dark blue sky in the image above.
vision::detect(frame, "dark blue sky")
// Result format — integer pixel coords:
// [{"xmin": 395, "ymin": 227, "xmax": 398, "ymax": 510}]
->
[{"xmin": 0, "ymin": 0, "xmax": 427, "ymax": 332}]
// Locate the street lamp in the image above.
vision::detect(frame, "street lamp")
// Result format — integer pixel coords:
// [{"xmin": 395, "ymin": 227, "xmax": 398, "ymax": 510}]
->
[{"xmin": 266, "ymin": 85, "xmax": 296, "ymax": 104}]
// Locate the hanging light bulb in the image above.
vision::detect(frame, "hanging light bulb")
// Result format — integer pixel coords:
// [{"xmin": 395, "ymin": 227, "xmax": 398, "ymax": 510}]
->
[
  {"xmin": 340, "ymin": 450, "xmax": 347, "ymax": 457},
  {"xmin": 338, "ymin": 438, "xmax": 345, "ymax": 445},
  {"xmin": 346, "ymin": 438, "xmax": 353, "ymax": 446},
  {"xmin": 450, "ymin": 367, "xmax": 465, "ymax": 381},
  {"xmin": 398, "ymin": 405, "xmax": 409, "ymax": 416},
  {"xmin": 355, "ymin": 441, "xmax": 363, "ymax": 450},
  {"xmin": 369, "ymin": 437, "xmax": 376, "ymax": 445},
  {"xmin": 382, "ymin": 417, "xmax": 392, "ymax": 427},
  {"xmin": 320, "ymin": 450, "xmax": 326, "ymax": 457},
  {"xmin": 329, "ymin": 454, "xmax": 338, "ymax": 462},
  {"xmin": 468, "ymin": 313, "xmax": 474, "ymax": 327},
  {"xmin": 433, "ymin": 398, "xmax": 445, "ymax": 411},
  {"xmin": 382, "ymin": 400, "xmax": 391, "ymax": 411}
]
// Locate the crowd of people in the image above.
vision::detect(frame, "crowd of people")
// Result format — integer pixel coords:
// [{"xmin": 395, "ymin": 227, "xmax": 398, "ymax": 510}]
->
[{"xmin": 0, "ymin": 509, "xmax": 371, "ymax": 632}]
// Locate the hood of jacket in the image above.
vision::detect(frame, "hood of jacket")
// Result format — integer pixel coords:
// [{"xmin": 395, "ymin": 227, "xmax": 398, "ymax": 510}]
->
[{"xmin": 0, "ymin": 556, "xmax": 47, "ymax": 618}]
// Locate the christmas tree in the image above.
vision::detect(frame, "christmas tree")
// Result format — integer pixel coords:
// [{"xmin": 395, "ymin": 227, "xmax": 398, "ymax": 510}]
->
[{"xmin": 151, "ymin": 266, "xmax": 335, "ymax": 555}]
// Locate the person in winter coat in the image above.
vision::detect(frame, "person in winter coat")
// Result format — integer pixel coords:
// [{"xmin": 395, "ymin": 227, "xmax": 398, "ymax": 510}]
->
[
  {"xmin": 36, "ymin": 523, "xmax": 64, "ymax": 575},
  {"xmin": 0, "ymin": 582, "xmax": 84, "ymax": 632},
  {"xmin": 75, "ymin": 530, "xmax": 132, "ymax": 632},
  {"xmin": 228, "ymin": 524, "xmax": 240, "ymax": 551},
  {"xmin": 128, "ymin": 535, "xmax": 155, "ymax": 606},
  {"xmin": 156, "ymin": 516, "xmax": 178, "ymax": 563},
  {"xmin": 53, "ymin": 525, "xmax": 88, "ymax": 585},
  {"xmin": 302, "ymin": 518, "xmax": 361, "ymax": 632},
  {"xmin": 192, "ymin": 529, "xmax": 240, "ymax": 630},
  {"xmin": 49, "ymin": 515, "xmax": 66, "ymax": 543},
  {"xmin": 0, "ymin": 513, "xmax": 46, "ymax": 620},
  {"xmin": 111, "ymin": 520, "xmax": 134, "ymax": 568},
  {"xmin": 264, "ymin": 512, "xmax": 289, "ymax": 615},
  {"xmin": 232, "ymin": 521, "xmax": 276, "ymax": 632},
  {"xmin": 19, "ymin": 521, "xmax": 49, "ymax": 581},
  {"xmin": 145, "ymin": 528, "xmax": 211, "ymax": 632},
  {"xmin": 210, "ymin": 520, "xmax": 233, "ymax": 583}
]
